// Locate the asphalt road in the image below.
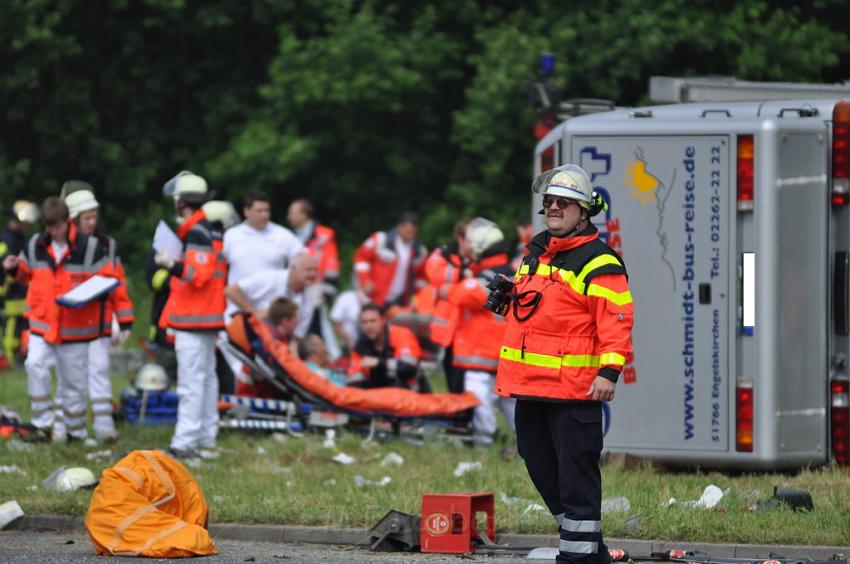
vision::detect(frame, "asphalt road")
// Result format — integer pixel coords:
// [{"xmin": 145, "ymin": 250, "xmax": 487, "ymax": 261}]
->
[{"xmin": 0, "ymin": 530, "xmax": 556, "ymax": 563}]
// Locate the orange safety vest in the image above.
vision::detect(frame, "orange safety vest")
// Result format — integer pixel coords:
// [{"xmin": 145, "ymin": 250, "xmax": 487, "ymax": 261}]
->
[
  {"xmin": 353, "ymin": 228, "xmax": 427, "ymax": 307},
  {"xmin": 17, "ymin": 222, "xmax": 116, "ymax": 344},
  {"xmin": 448, "ymin": 251, "xmax": 512, "ymax": 372},
  {"xmin": 495, "ymin": 225, "xmax": 634, "ymax": 401},
  {"xmin": 159, "ymin": 210, "xmax": 227, "ymax": 332},
  {"xmin": 102, "ymin": 236, "xmax": 134, "ymax": 334},
  {"xmin": 348, "ymin": 324, "xmax": 422, "ymax": 386},
  {"xmin": 424, "ymin": 245, "xmax": 464, "ymax": 347},
  {"xmin": 304, "ymin": 222, "xmax": 341, "ymax": 291}
]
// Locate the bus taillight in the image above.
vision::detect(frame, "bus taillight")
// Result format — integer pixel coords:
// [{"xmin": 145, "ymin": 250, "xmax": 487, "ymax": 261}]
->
[
  {"xmin": 736, "ymin": 383, "xmax": 754, "ymax": 452},
  {"xmin": 736, "ymin": 135, "xmax": 754, "ymax": 212},
  {"xmin": 831, "ymin": 379, "xmax": 849, "ymax": 465},
  {"xmin": 832, "ymin": 100, "xmax": 850, "ymax": 206}
]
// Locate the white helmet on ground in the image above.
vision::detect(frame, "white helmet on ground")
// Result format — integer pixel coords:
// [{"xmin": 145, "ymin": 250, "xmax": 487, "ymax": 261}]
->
[
  {"xmin": 531, "ymin": 164, "xmax": 593, "ymax": 208},
  {"xmin": 466, "ymin": 217, "xmax": 504, "ymax": 258},
  {"xmin": 135, "ymin": 364, "xmax": 169, "ymax": 391}
]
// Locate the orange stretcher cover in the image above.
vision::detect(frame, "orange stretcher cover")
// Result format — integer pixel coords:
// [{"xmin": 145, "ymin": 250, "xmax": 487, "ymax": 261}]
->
[
  {"xmin": 238, "ymin": 314, "xmax": 479, "ymax": 417},
  {"xmin": 85, "ymin": 450, "xmax": 218, "ymax": 558}
]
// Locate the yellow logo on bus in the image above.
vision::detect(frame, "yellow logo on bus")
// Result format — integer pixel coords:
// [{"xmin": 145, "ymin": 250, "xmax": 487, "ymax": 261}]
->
[{"xmin": 624, "ymin": 150, "xmax": 661, "ymax": 205}]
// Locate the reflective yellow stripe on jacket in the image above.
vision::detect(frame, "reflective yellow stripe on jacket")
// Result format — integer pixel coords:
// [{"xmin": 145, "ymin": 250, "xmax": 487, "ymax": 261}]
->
[
  {"xmin": 500, "ymin": 347, "xmax": 626, "ymax": 369},
  {"xmin": 515, "ymin": 255, "xmax": 632, "ymax": 305}
]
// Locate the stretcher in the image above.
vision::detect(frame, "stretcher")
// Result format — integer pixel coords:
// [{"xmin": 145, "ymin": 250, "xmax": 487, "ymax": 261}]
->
[{"xmin": 219, "ymin": 313, "xmax": 478, "ymax": 440}]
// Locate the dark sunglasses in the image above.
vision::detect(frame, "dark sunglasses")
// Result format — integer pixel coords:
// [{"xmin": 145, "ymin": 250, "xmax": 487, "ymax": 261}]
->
[{"xmin": 542, "ymin": 195, "xmax": 576, "ymax": 209}]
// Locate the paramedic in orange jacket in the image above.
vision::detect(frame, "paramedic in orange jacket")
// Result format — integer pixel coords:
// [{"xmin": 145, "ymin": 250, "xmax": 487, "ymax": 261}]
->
[
  {"xmin": 287, "ymin": 198, "xmax": 340, "ymax": 298},
  {"xmin": 156, "ymin": 172, "xmax": 227, "ymax": 459},
  {"xmin": 447, "ymin": 218, "xmax": 515, "ymax": 444},
  {"xmin": 347, "ymin": 303, "xmax": 423, "ymax": 389},
  {"xmin": 425, "ymin": 218, "xmax": 471, "ymax": 393},
  {"xmin": 3, "ymin": 197, "xmax": 116, "ymax": 442},
  {"xmin": 62, "ymin": 182, "xmax": 134, "ymax": 442},
  {"xmin": 353, "ymin": 212, "xmax": 427, "ymax": 307},
  {"xmin": 495, "ymin": 165, "xmax": 633, "ymax": 564}
]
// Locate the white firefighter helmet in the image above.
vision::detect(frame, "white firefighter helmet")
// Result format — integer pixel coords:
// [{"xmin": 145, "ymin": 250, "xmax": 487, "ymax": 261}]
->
[
  {"xmin": 135, "ymin": 363, "xmax": 169, "ymax": 391},
  {"xmin": 64, "ymin": 189, "xmax": 99, "ymax": 220},
  {"xmin": 201, "ymin": 200, "xmax": 240, "ymax": 230},
  {"xmin": 12, "ymin": 200, "xmax": 40, "ymax": 224},
  {"xmin": 466, "ymin": 217, "xmax": 504, "ymax": 258},
  {"xmin": 163, "ymin": 170, "xmax": 210, "ymax": 203},
  {"xmin": 531, "ymin": 163, "xmax": 593, "ymax": 208},
  {"xmin": 64, "ymin": 467, "xmax": 98, "ymax": 490}
]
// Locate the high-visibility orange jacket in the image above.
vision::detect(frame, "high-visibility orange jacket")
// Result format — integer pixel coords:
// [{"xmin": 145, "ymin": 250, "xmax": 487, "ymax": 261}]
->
[
  {"xmin": 495, "ymin": 225, "xmax": 633, "ymax": 401},
  {"xmin": 85, "ymin": 449, "xmax": 217, "ymax": 557},
  {"xmin": 159, "ymin": 210, "xmax": 227, "ymax": 332},
  {"xmin": 448, "ymin": 249, "xmax": 513, "ymax": 373},
  {"xmin": 102, "ymin": 236, "xmax": 134, "ymax": 334},
  {"xmin": 304, "ymin": 222, "xmax": 340, "ymax": 294},
  {"xmin": 424, "ymin": 243, "xmax": 464, "ymax": 347},
  {"xmin": 353, "ymin": 228, "xmax": 427, "ymax": 307},
  {"xmin": 348, "ymin": 324, "xmax": 422, "ymax": 388},
  {"xmin": 16, "ymin": 222, "xmax": 116, "ymax": 344}
]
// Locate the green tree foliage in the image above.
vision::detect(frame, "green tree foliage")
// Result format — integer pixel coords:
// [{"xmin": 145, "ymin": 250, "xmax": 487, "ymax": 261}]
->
[{"xmin": 1, "ymin": 0, "xmax": 848, "ymax": 274}]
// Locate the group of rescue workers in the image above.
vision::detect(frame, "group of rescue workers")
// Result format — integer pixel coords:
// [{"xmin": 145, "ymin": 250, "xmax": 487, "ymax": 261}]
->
[{"xmin": 0, "ymin": 162, "xmax": 633, "ymax": 564}]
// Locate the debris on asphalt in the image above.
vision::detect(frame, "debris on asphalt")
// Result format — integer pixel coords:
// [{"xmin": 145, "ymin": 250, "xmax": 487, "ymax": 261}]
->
[
  {"xmin": 379, "ymin": 452, "xmax": 404, "ymax": 467},
  {"xmin": 354, "ymin": 475, "xmax": 391, "ymax": 487},
  {"xmin": 368, "ymin": 509, "xmax": 420, "ymax": 552},
  {"xmin": 453, "ymin": 461, "xmax": 482, "ymax": 477},
  {"xmin": 601, "ymin": 495, "xmax": 631, "ymax": 514},
  {"xmin": 668, "ymin": 484, "xmax": 723, "ymax": 509},
  {"xmin": 0, "ymin": 500, "xmax": 24, "ymax": 530},
  {"xmin": 0, "ymin": 465, "xmax": 26, "ymax": 476},
  {"xmin": 332, "ymin": 452, "xmax": 356, "ymax": 465}
]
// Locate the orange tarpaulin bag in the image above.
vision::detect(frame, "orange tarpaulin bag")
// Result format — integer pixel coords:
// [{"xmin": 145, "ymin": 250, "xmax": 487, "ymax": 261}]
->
[{"xmin": 85, "ymin": 450, "xmax": 218, "ymax": 558}]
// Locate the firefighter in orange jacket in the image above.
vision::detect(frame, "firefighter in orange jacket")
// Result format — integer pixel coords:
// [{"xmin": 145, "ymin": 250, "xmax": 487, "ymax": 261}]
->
[
  {"xmin": 287, "ymin": 198, "xmax": 340, "ymax": 298},
  {"xmin": 495, "ymin": 164, "xmax": 633, "ymax": 564},
  {"xmin": 424, "ymin": 218, "xmax": 471, "ymax": 393},
  {"xmin": 447, "ymin": 218, "xmax": 515, "ymax": 444},
  {"xmin": 61, "ymin": 182, "xmax": 134, "ymax": 442},
  {"xmin": 3, "ymin": 197, "xmax": 116, "ymax": 442},
  {"xmin": 347, "ymin": 303, "xmax": 423, "ymax": 389},
  {"xmin": 157, "ymin": 172, "xmax": 227, "ymax": 459},
  {"xmin": 353, "ymin": 212, "xmax": 427, "ymax": 307}
]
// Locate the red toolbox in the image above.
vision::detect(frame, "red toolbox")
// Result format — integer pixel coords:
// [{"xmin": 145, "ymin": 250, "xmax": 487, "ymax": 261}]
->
[{"xmin": 420, "ymin": 492, "xmax": 494, "ymax": 553}]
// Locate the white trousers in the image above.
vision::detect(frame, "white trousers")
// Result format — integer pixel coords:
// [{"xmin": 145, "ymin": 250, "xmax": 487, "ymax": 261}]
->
[
  {"xmin": 464, "ymin": 369, "xmax": 517, "ymax": 444},
  {"xmin": 88, "ymin": 336, "xmax": 115, "ymax": 439},
  {"xmin": 171, "ymin": 331, "xmax": 219, "ymax": 450},
  {"xmin": 25, "ymin": 335, "xmax": 89, "ymax": 439}
]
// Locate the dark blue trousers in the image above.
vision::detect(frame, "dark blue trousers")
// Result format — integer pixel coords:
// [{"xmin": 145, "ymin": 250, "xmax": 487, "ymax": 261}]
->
[{"xmin": 515, "ymin": 399, "xmax": 608, "ymax": 564}]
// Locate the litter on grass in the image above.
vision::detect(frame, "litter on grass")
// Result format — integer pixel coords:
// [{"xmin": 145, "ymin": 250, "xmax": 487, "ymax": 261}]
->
[
  {"xmin": 332, "ymin": 452, "xmax": 356, "ymax": 465},
  {"xmin": 453, "ymin": 461, "xmax": 482, "ymax": 477},
  {"xmin": 601, "ymin": 496, "xmax": 631, "ymax": 514},
  {"xmin": 379, "ymin": 453, "xmax": 404, "ymax": 467},
  {"xmin": 0, "ymin": 500, "xmax": 24, "ymax": 530},
  {"xmin": 6, "ymin": 439, "xmax": 34, "ymax": 453},
  {"xmin": 354, "ymin": 475, "xmax": 391, "ymax": 487},
  {"xmin": 0, "ymin": 465, "xmax": 26, "ymax": 476},
  {"xmin": 85, "ymin": 450, "xmax": 112, "ymax": 461},
  {"xmin": 668, "ymin": 485, "xmax": 724, "ymax": 509}
]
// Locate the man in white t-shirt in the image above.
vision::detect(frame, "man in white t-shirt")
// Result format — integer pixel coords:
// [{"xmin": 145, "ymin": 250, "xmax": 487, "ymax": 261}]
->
[
  {"xmin": 224, "ymin": 253, "xmax": 319, "ymax": 340},
  {"xmin": 222, "ymin": 191, "xmax": 305, "ymax": 318},
  {"xmin": 329, "ymin": 288, "xmax": 364, "ymax": 352}
]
